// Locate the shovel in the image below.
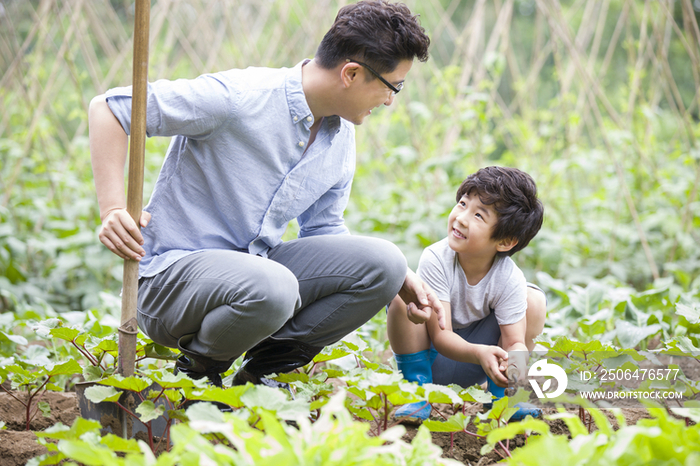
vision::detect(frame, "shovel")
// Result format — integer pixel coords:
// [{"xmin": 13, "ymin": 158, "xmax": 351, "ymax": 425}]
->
[{"xmin": 118, "ymin": 0, "xmax": 150, "ymax": 378}]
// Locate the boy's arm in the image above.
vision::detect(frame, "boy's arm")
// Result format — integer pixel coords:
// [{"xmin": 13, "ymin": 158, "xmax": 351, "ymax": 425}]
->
[
  {"xmin": 89, "ymin": 95, "xmax": 151, "ymax": 261},
  {"xmin": 499, "ymin": 317, "xmax": 528, "ymax": 382},
  {"xmin": 427, "ymin": 302, "xmax": 509, "ymax": 386}
]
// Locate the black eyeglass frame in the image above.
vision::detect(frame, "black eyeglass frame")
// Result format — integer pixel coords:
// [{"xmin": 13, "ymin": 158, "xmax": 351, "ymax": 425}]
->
[{"xmin": 346, "ymin": 59, "xmax": 403, "ymax": 95}]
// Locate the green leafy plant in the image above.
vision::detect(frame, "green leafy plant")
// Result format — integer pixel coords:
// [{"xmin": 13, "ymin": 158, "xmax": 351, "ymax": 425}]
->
[
  {"xmin": 0, "ymin": 357, "xmax": 81, "ymax": 430},
  {"xmin": 32, "ymin": 391, "xmax": 463, "ymax": 466}
]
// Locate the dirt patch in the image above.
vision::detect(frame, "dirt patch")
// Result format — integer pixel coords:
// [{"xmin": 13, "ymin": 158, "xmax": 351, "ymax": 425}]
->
[
  {"xmin": 399, "ymin": 402, "xmax": 667, "ymax": 464},
  {"xmin": 0, "ymin": 431, "xmax": 48, "ymax": 466},
  {"xmin": 0, "ymin": 391, "xmax": 80, "ymax": 431}
]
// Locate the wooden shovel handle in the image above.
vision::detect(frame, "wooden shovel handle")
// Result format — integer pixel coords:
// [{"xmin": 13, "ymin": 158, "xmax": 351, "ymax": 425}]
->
[{"xmin": 118, "ymin": 0, "xmax": 150, "ymax": 377}]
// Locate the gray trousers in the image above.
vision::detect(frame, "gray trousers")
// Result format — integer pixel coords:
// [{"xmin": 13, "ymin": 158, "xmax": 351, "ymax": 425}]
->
[{"xmin": 136, "ymin": 235, "xmax": 407, "ymax": 361}]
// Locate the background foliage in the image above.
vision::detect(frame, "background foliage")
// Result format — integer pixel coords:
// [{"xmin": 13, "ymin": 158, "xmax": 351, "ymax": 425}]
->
[{"xmin": 1, "ymin": 0, "xmax": 700, "ymax": 343}]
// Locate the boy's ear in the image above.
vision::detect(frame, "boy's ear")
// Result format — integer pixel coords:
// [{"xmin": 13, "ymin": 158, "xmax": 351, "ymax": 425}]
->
[{"xmin": 496, "ymin": 237, "xmax": 518, "ymax": 253}]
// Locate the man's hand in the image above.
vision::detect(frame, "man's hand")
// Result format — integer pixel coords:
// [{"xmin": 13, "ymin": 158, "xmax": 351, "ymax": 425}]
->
[
  {"xmin": 476, "ymin": 344, "xmax": 509, "ymax": 387},
  {"xmin": 98, "ymin": 208, "xmax": 151, "ymax": 261},
  {"xmin": 398, "ymin": 269, "xmax": 446, "ymax": 330}
]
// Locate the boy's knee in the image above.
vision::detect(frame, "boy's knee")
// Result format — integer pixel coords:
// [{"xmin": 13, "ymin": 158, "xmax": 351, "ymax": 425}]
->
[{"xmin": 525, "ymin": 287, "xmax": 547, "ymax": 341}]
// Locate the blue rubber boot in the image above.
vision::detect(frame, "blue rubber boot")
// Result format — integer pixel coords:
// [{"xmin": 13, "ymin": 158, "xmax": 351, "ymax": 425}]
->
[
  {"xmin": 484, "ymin": 377, "xmax": 542, "ymax": 421},
  {"xmin": 393, "ymin": 350, "xmax": 433, "ymax": 423}
]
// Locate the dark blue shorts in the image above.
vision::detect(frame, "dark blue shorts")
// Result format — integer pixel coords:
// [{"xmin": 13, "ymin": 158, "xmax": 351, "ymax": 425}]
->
[{"xmin": 430, "ymin": 311, "xmax": 501, "ymax": 387}]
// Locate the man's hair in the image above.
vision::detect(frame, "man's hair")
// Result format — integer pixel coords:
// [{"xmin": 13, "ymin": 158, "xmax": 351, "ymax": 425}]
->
[
  {"xmin": 315, "ymin": 1, "xmax": 430, "ymax": 74},
  {"xmin": 456, "ymin": 166, "xmax": 544, "ymax": 257}
]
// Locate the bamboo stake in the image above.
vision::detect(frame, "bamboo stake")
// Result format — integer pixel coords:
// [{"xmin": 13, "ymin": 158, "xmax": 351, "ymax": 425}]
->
[{"xmin": 118, "ymin": 0, "xmax": 150, "ymax": 378}]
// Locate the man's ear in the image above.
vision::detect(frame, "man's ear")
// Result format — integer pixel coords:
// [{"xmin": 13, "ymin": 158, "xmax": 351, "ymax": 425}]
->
[
  {"xmin": 496, "ymin": 237, "xmax": 518, "ymax": 253},
  {"xmin": 340, "ymin": 62, "xmax": 360, "ymax": 88}
]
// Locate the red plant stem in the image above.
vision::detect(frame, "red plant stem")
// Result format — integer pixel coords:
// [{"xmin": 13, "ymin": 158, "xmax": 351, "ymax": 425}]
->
[
  {"xmin": 146, "ymin": 421, "xmax": 154, "ymax": 452},
  {"xmin": 0, "ymin": 384, "xmax": 26, "ymax": 406},
  {"xmin": 25, "ymin": 376, "xmax": 51, "ymax": 430},
  {"xmin": 498, "ymin": 440, "xmax": 513, "ymax": 458},
  {"xmin": 27, "ymin": 378, "xmax": 52, "ymax": 427},
  {"xmin": 72, "ymin": 339, "xmax": 100, "ymax": 367},
  {"xmin": 383, "ymin": 394, "xmax": 389, "ymax": 433}
]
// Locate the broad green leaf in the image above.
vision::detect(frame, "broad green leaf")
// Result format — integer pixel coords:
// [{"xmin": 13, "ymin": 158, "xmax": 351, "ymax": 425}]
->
[
  {"xmin": 185, "ymin": 385, "xmax": 249, "ymax": 408},
  {"xmin": 313, "ymin": 347, "xmax": 351, "ymax": 363},
  {"xmin": 149, "ymin": 370, "xmax": 202, "ymax": 389},
  {"xmin": 615, "ymin": 321, "xmax": 662, "ymax": 348},
  {"xmin": 135, "ymin": 400, "xmax": 165, "ymax": 423},
  {"xmin": 670, "ymin": 400, "xmax": 700, "ymax": 423},
  {"xmin": 36, "ymin": 418, "xmax": 102, "ymax": 440},
  {"xmin": 676, "ymin": 303, "xmax": 700, "ymax": 325},
  {"xmin": 486, "ymin": 418, "xmax": 550, "ymax": 444},
  {"xmin": 423, "ymin": 413, "xmax": 471, "ymax": 432},
  {"xmin": 49, "ymin": 328, "xmax": 80, "ymax": 342},
  {"xmin": 141, "ymin": 342, "xmax": 179, "ymax": 360},
  {"xmin": 424, "ymin": 384, "xmax": 461, "ymax": 404},
  {"xmin": 274, "ymin": 372, "xmax": 309, "ymax": 383},
  {"xmin": 38, "ymin": 401, "xmax": 51, "ymax": 417},
  {"xmin": 97, "ymin": 374, "xmax": 150, "ymax": 393},
  {"xmin": 57, "ymin": 440, "xmax": 118, "ymax": 464},
  {"xmin": 83, "ymin": 365, "xmax": 103, "ymax": 382},
  {"xmin": 100, "ymin": 434, "xmax": 141, "ymax": 453},
  {"xmin": 456, "ymin": 384, "xmax": 492, "ymax": 404},
  {"xmin": 0, "ymin": 331, "xmax": 28, "ymax": 346},
  {"xmin": 47, "ymin": 360, "xmax": 82, "ymax": 377},
  {"xmin": 84, "ymin": 385, "xmax": 121, "ymax": 403}
]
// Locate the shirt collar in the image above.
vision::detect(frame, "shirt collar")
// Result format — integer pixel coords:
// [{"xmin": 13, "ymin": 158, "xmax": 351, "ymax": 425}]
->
[
  {"xmin": 286, "ymin": 60, "xmax": 313, "ymax": 125},
  {"xmin": 286, "ymin": 60, "xmax": 341, "ymax": 132}
]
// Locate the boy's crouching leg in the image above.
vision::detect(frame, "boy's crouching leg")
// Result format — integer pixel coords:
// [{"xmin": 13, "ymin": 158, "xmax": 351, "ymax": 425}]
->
[{"xmin": 525, "ymin": 286, "xmax": 547, "ymax": 352}]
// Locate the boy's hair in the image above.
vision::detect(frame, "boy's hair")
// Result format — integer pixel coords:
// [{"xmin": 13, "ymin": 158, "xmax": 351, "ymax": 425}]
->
[
  {"xmin": 315, "ymin": 1, "xmax": 430, "ymax": 75},
  {"xmin": 456, "ymin": 166, "xmax": 544, "ymax": 257}
]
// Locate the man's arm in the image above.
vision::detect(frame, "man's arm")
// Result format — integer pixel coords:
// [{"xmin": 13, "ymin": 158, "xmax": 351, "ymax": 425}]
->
[{"xmin": 89, "ymin": 95, "xmax": 150, "ymax": 261}]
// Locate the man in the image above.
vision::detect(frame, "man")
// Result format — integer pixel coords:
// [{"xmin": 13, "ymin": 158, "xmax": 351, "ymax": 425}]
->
[{"xmin": 89, "ymin": 0, "xmax": 444, "ymax": 388}]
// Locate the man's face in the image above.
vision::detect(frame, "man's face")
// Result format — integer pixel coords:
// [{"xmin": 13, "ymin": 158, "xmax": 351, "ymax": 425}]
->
[
  {"xmin": 447, "ymin": 191, "xmax": 503, "ymax": 259},
  {"xmin": 341, "ymin": 59, "xmax": 413, "ymax": 125}
]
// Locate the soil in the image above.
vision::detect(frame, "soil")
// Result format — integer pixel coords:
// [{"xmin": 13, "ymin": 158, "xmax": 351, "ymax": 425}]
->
[
  {"xmin": 0, "ymin": 391, "xmax": 80, "ymax": 431},
  {"xmin": 400, "ymin": 404, "xmax": 653, "ymax": 465},
  {"xmin": 0, "ymin": 391, "xmax": 80, "ymax": 466}
]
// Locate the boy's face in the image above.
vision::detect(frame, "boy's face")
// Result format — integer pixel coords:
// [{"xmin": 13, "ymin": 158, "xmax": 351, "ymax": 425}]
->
[{"xmin": 447, "ymin": 191, "xmax": 510, "ymax": 259}]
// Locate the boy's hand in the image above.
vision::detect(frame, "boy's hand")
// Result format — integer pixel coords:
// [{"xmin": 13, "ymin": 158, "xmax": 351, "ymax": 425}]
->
[
  {"xmin": 399, "ymin": 269, "xmax": 446, "ymax": 330},
  {"xmin": 99, "ymin": 208, "xmax": 151, "ymax": 261},
  {"xmin": 476, "ymin": 345, "xmax": 509, "ymax": 387}
]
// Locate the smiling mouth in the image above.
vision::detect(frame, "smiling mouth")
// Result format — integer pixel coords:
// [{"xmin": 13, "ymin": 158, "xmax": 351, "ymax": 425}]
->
[{"xmin": 452, "ymin": 228, "xmax": 466, "ymax": 239}]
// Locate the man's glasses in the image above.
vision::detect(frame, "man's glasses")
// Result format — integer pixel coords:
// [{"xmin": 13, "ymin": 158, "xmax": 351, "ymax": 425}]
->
[{"xmin": 347, "ymin": 59, "xmax": 403, "ymax": 95}]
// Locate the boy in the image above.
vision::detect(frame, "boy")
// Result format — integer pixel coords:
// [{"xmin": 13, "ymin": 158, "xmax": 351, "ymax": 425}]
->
[{"xmin": 387, "ymin": 166, "xmax": 546, "ymax": 422}]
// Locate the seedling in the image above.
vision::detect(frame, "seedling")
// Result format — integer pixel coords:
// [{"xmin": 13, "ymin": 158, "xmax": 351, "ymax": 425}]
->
[{"xmin": 0, "ymin": 358, "xmax": 81, "ymax": 430}]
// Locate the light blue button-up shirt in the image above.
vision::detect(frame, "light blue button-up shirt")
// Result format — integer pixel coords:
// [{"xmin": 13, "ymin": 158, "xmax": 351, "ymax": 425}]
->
[{"xmin": 105, "ymin": 61, "xmax": 356, "ymax": 277}]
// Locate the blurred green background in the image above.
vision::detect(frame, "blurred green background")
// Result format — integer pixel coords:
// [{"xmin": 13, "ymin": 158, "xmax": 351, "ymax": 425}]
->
[{"xmin": 1, "ymin": 0, "xmax": 699, "ymax": 346}]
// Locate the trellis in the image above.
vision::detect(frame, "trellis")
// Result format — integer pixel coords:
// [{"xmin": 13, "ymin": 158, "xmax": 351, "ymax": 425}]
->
[{"xmin": 1, "ymin": 0, "xmax": 699, "ymax": 280}]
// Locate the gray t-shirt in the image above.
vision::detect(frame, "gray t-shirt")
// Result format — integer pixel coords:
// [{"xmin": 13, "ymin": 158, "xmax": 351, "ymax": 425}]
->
[{"xmin": 417, "ymin": 238, "xmax": 527, "ymax": 329}]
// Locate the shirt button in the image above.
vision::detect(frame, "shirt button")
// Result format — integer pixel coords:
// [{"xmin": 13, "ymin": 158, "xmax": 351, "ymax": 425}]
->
[
  {"xmin": 293, "ymin": 116, "xmax": 298, "ymax": 122},
  {"xmin": 306, "ymin": 116, "xmax": 312, "ymax": 122},
  {"xmin": 298, "ymin": 141, "xmax": 305, "ymax": 147}
]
